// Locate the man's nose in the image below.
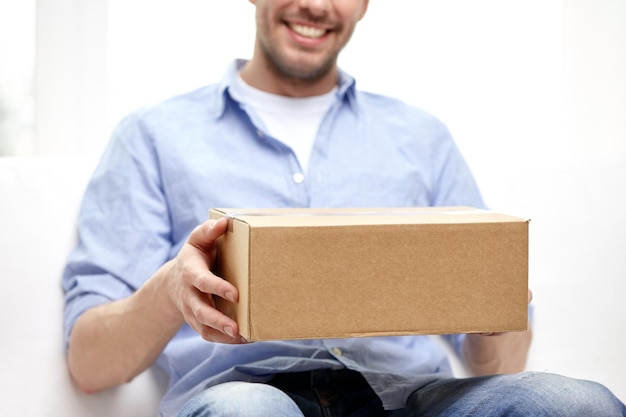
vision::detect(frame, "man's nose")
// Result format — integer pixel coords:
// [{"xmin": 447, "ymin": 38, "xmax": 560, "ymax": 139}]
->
[{"xmin": 297, "ymin": 0, "xmax": 331, "ymax": 16}]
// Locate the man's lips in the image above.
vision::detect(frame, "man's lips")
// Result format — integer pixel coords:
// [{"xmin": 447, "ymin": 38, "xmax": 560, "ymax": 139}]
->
[{"xmin": 288, "ymin": 22, "xmax": 328, "ymax": 39}]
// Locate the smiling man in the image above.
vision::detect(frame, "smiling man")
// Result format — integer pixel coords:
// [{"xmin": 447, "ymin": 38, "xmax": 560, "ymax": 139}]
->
[{"xmin": 62, "ymin": 1, "xmax": 626, "ymax": 416}]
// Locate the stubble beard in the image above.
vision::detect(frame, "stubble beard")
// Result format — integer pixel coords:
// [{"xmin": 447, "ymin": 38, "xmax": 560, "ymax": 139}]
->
[{"xmin": 259, "ymin": 37, "xmax": 339, "ymax": 86}]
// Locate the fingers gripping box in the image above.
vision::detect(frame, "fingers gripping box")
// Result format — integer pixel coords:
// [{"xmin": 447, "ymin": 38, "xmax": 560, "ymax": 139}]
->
[{"xmin": 209, "ymin": 207, "xmax": 529, "ymax": 342}]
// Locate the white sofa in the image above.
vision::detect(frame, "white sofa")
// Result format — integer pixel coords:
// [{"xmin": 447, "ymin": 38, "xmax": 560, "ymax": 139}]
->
[
  {"xmin": 0, "ymin": 156, "xmax": 167, "ymax": 417},
  {"xmin": 1, "ymin": 155, "xmax": 623, "ymax": 415}
]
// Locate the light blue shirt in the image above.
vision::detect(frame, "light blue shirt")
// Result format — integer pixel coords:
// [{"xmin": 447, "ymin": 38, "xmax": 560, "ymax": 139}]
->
[{"xmin": 63, "ymin": 60, "xmax": 485, "ymax": 415}]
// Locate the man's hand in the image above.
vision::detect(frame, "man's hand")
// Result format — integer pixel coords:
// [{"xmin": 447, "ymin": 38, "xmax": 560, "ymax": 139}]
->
[{"xmin": 164, "ymin": 217, "xmax": 246, "ymax": 344}]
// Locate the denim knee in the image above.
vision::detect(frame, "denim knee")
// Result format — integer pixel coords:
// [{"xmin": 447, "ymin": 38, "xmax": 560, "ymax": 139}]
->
[
  {"xmin": 407, "ymin": 371, "xmax": 625, "ymax": 417},
  {"xmin": 518, "ymin": 372, "xmax": 625, "ymax": 417},
  {"xmin": 178, "ymin": 381, "xmax": 305, "ymax": 417}
]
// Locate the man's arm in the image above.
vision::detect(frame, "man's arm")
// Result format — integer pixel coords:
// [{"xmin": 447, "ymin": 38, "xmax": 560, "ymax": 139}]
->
[
  {"xmin": 67, "ymin": 218, "xmax": 244, "ymax": 393},
  {"xmin": 461, "ymin": 290, "xmax": 533, "ymax": 375}
]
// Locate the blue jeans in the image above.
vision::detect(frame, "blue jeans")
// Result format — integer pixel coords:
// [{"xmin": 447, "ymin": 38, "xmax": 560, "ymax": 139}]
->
[{"xmin": 178, "ymin": 369, "xmax": 626, "ymax": 417}]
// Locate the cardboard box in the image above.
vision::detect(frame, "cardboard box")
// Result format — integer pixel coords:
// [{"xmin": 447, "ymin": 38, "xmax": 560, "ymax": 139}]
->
[{"xmin": 209, "ymin": 206, "xmax": 529, "ymax": 341}]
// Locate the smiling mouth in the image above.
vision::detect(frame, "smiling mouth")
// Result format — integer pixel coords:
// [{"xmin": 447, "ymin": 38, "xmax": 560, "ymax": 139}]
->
[{"xmin": 288, "ymin": 23, "xmax": 327, "ymax": 39}]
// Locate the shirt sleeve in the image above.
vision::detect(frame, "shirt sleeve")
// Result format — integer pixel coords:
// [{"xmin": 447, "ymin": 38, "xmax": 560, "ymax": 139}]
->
[
  {"xmin": 62, "ymin": 112, "xmax": 174, "ymax": 347},
  {"xmin": 428, "ymin": 121, "xmax": 485, "ymax": 209}
]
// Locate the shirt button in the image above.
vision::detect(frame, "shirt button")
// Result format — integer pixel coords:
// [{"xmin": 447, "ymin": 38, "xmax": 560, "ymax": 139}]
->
[
  {"xmin": 292, "ymin": 173, "xmax": 305, "ymax": 184},
  {"xmin": 332, "ymin": 347, "xmax": 343, "ymax": 356},
  {"xmin": 256, "ymin": 129, "xmax": 264, "ymax": 138}
]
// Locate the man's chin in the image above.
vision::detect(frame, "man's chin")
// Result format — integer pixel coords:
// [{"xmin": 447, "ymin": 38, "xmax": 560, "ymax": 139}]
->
[
  {"xmin": 258, "ymin": 40, "xmax": 339, "ymax": 85},
  {"xmin": 270, "ymin": 57, "xmax": 336, "ymax": 83}
]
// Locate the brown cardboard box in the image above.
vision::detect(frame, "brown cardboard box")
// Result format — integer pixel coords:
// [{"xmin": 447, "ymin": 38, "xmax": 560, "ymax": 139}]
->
[{"xmin": 209, "ymin": 206, "xmax": 529, "ymax": 341}]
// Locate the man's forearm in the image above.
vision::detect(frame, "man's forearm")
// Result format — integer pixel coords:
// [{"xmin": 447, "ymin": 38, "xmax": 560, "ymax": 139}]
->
[
  {"xmin": 67, "ymin": 262, "xmax": 184, "ymax": 393},
  {"xmin": 461, "ymin": 326, "xmax": 533, "ymax": 376}
]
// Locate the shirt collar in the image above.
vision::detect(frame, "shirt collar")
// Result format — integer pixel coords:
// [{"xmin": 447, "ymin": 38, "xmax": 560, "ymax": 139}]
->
[{"xmin": 210, "ymin": 59, "xmax": 359, "ymax": 119}]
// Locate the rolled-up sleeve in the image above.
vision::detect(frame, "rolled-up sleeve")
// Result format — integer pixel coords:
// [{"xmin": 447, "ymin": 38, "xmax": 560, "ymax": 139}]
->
[{"xmin": 62, "ymin": 112, "xmax": 173, "ymax": 347}]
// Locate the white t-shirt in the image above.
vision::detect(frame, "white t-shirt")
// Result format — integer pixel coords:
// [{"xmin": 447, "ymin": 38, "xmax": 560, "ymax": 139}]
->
[{"xmin": 230, "ymin": 75, "xmax": 337, "ymax": 175}]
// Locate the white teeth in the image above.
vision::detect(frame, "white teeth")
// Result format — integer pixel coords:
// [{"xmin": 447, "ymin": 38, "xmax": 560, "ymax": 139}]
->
[{"xmin": 290, "ymin": 23, "xmax": 326, "ymax": 39}]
